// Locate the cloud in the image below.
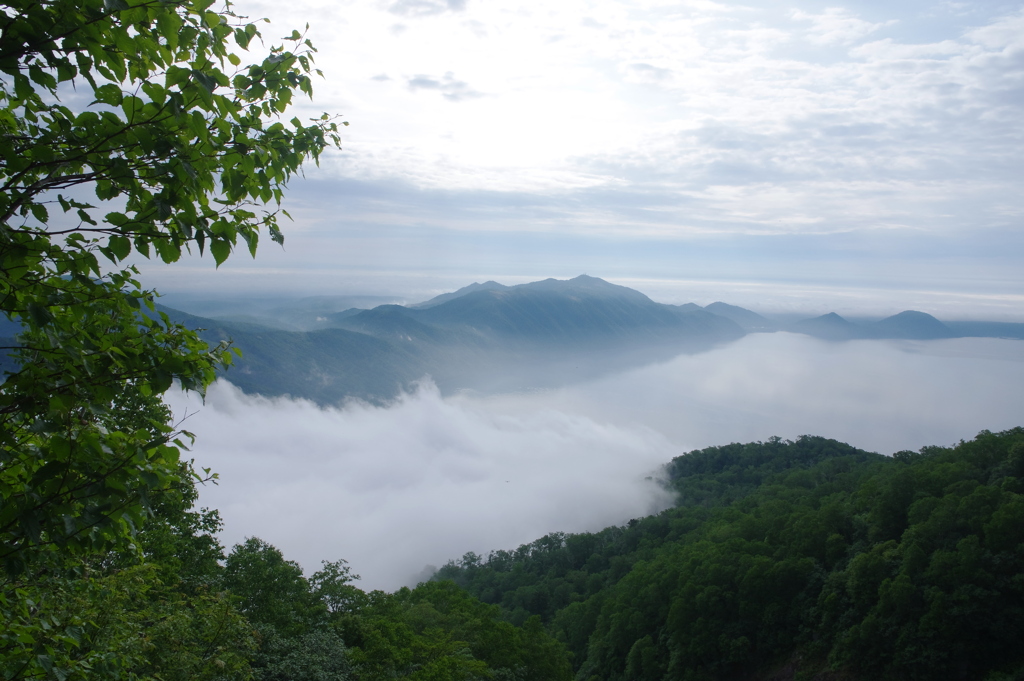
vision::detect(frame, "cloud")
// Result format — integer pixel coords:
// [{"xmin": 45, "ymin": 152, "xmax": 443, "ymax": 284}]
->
[
  {"xmin": 164, "ymin": 333, "xmax": 1024, "ymax": 591},
  {"xmin": 275, "ymin": 0, "xmax": 1024, "ymax": 248},
  {"xmin": 389, "ymin": 0, "xmax": 466, "ymax": 17},
  {"xmin": 166, "ymin": 380, "xmax": 675, "ymax": 591},
  {"xmin": 407, "ymin": 71, "xmax": 484, "ymax": 101},
  {"xmin": 236, "ymin": 0, "xmax": 1024, "ymax": 236},
  {"xmin": 965, "ymin": 9, "xmax": 1024, "ymax": 49},
  {"xmin": 850, "ymin": 38, "xmax": 964, "ymax": 60},
  {"xmin": 480, "ymin": 334, "xmax": 1024, "ymax": 457},
  {"xmin": 625, "ymin": 62, "xmax": 673, "ymax": 82},
  {"xmin": 791, "ymin": 8, "xmax": 895, "ymax": 46}
]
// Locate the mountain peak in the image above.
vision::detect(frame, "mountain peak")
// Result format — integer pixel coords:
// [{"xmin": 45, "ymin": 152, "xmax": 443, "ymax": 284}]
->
[
  {"xmin": 410, "ymin": 281, "xmax": 508, "ymax": 309},
  {"xmin": 519, "ymin": 275, "xmax": 654, "ymax": 304},
  {"xmin": 872, "ymin": 310, "xmax": 953, "ymax": 339},
  {"xmin": 790, "ymin": 312, "xmax": 860, "ymax": 340},
  {"xmin": 704, "ymin": 302, "xmax": 775, "ymax": 332}
]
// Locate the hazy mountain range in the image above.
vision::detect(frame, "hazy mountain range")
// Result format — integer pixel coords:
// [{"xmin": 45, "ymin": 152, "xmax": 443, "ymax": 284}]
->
[
  {"xmin": 165, "ymin": 275, "xmax": 745, "ymax": 403},
  {"xmin": 3, "ymin": 275, "xmax": 1020, "ymax": 404},
  {"xmin": 142, "ymin": 275, "xmax": 1022, "ymax": 405}
]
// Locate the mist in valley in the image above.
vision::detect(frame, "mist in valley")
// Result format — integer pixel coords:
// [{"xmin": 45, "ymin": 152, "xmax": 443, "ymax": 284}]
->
[{"xmin": 165, "ymin": 332, "xmax": 1024, "ymax": 591}]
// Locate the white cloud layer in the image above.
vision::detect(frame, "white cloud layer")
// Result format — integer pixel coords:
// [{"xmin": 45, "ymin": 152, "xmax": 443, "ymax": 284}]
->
[
  {"xmin": 233, "ymin": 0, "xmax": 1024, "ymax": 235},
  {"xmin": 472, "ymin": 334, "xmax": 1024, "ymax": 455},
  {"xmin": 166, "ymin": 380, "xmax": 676, "ymax": 591},
  {"xmin": 165, "ymin": 333, "xmax": 1024, "ymax": 591}
]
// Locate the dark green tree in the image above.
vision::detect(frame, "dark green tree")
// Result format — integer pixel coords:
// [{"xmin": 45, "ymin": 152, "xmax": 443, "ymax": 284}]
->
[{"xmin": 223, "ymin": 537, "xmax": 324, "ymax": 637}]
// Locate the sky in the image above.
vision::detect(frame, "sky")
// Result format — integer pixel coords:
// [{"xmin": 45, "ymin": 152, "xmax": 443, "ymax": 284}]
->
[
  {"xmin": 139, "ymin": 0, "xmax": 1024, "ymax": 319},
  {"xmin": 167, "ymin": 333, "xmax": 1024, "ymax": 590}
]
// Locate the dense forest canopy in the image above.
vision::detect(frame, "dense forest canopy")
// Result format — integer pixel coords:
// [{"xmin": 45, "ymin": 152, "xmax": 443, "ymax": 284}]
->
[{"xmin": 436, "ymin": 428, "xmax": 1024, "ymax": 681}]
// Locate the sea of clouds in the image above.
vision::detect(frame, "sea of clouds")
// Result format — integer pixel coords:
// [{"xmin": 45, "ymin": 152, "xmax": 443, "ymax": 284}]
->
[{"xmin": 164, "ymin": 333, "xmax": 1024, "ymax": 590}]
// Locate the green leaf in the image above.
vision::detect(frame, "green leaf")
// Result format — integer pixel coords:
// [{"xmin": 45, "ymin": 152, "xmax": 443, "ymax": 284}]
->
[
  {"xmin": 36, "ymin": 654, "xmax": 54, "ymax": 672},
  {"xmin": 165, "ymin": 65, "xmax": 191, "ymax": 88},
  {"xmin": 28, "ymin": 65, "xmax": 58, "ymax": 90},
  {"xmin": 105, "ymin": 211, "xmax": 130, "ymax": 227},
  {"xmin": 93, "ymin": 83, "xmax": 123, "ymax": 106},
  {"xmin": 27, "ymin": 303, "xmax": 54, "ymax": 327},
  {"xmin": 107, "ymin": 235, "xmax": 131, "ymax": 261},
  {"xmin": 209, "ymin": 239, "xmax": 231, "ymax": 266},
  {"xmin": 150, "ymin": 369, "xmax": 173, "ymax": 394},
  {"xmin": 191, "ymin": 70, "xmax": 219, "ymax": 94},
  {"xmin": 30, "ymin": 204, "xmax": 49, "ymax": 223},
  {"xmin": 269, "ymin": 223, "xmax": 285, "ymax": 246}
]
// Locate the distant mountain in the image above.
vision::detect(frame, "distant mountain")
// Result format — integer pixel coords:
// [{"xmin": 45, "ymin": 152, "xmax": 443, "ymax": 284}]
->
[
  {"xmin": 868, "ymin": 310, "xmax": 954, "ymax": 339},
  {"xmin": 0, "ymin": 317, "xmax": 19, "ymax": 376},
  {"xmin": 788, "ymin": 309, "xmax": 959, "ymax": 341},
  {"xmin": 410, "ymin": 281, "xmax": 508, "ymax": 309},
  {"xmin": 155, "ymin": 306, "xmax": 428, "ymax": 404},
  {"xmin": 704, "ymin": 302, "xmax": 776, "ymax": 332},
  {"xmin": 789, "ymin": 312, "xmax": 863, "ymax": 341},
  {"xmin": 0, "ymin": 314, "xmax": 24, "ymax": 338},
  {"xmin": 206, "ymin": 327, "xmax": 428, "ymax": 404},
  {"xmin": 333, "ymin": 305, "xmax": 472, "ymax": 346},
  {"xmin": 325, "ymin": 308, "xmax": 367, "ymax": 323},
  {"xmin": 157, "ymin": 293, "xmax": 402, "ymax": 331},
  {"xmin": 95, "ymin": 279, "xmax": 1024, "ymax": 403},
  {"xmin": 386, "ymin": 275, "xmax": 742, "ymax": 346},
  {"xmin": 153, "ymin": 276, "xmax": 747, "ymax": 404}
]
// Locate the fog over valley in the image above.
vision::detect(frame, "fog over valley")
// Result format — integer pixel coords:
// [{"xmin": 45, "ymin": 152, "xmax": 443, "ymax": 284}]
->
[
  {"xmin": 167, "ymin": 380, "xmax": 677, "ymax": 591},
  {"xmin": 166, "ymin": 332, "xmax": 1024, "ymax": 591}
]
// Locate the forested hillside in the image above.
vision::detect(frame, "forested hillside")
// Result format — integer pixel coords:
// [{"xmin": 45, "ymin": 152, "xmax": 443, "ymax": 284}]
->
[
  {"xmin": 435, "ymin": 428, "xmax": 1024, "ymax": 681},
  {"xmin": 7, "ymin": 391, "xmax": 1020, "ymax": 679}
]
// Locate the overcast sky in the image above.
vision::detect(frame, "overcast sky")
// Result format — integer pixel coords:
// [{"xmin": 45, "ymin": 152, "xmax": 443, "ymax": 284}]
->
[{"xmin": 138, "ymin": 0, "xmax": 1024, "ymax": 319}]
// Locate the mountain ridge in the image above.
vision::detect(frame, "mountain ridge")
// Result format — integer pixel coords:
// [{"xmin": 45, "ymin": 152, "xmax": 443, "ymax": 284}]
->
[
  {"xmin": 158, "ymin": 275, "xmax": 745, "ymax": 404},
  {"xmin": 787, "ymin": 309, "xmax": 957, "ymax": 341},
  {"xmin": 136, "ymin": 276, "xmax": 1023, "ymax": 404}
]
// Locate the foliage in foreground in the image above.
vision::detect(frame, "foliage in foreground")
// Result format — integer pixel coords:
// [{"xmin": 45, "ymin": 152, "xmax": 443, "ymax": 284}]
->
[
  {"xmin": 0, "ymin": 448, "xmax": 256, "ymax": 680},
  {"xmin": 1, "ymin": 0, "xmax": 341, "ymax": 570},
  {"xmin": 436, "ymin": 429, "xmax": 1024, "ymax": 681},
  {"xmin": 223, "ymin": 536, "xmax": 572, "ymax": 681},
  {"xmin": 1, "ymin": 0, "xmax": 342, "ymax": 675},
  {"xmin": 2, "ymin": 460, "xmax": 575, "ymax": 681}
]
